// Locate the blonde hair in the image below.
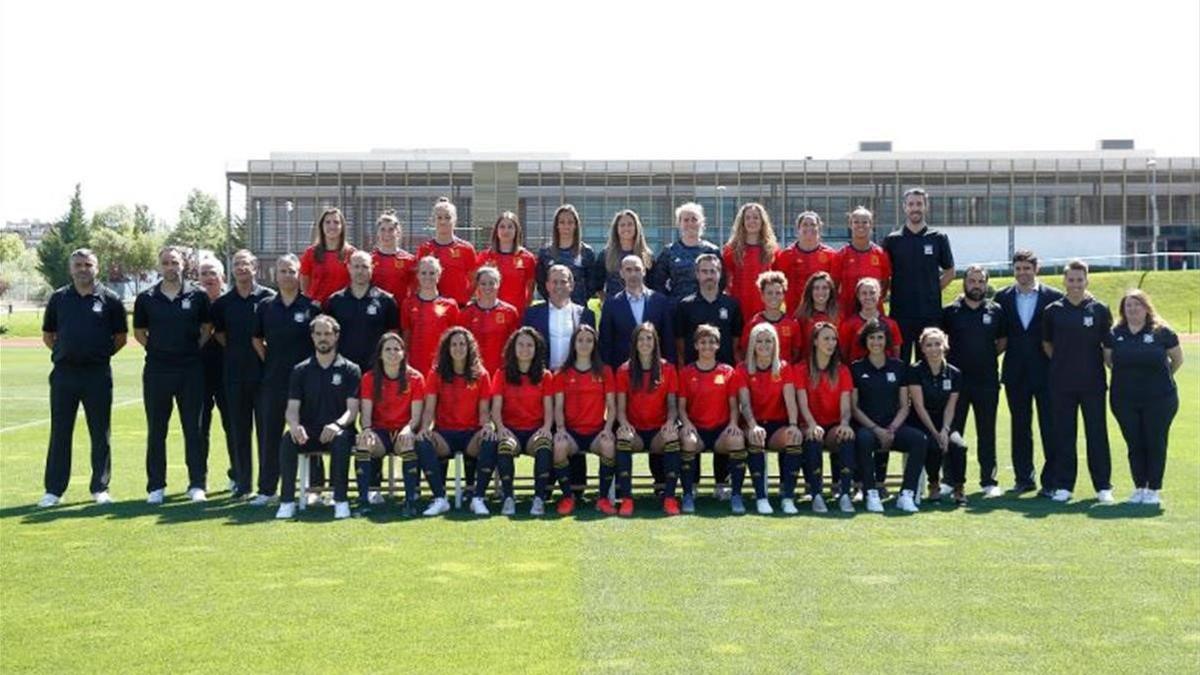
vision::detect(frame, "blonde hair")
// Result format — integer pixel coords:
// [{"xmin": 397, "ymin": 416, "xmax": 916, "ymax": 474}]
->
[
  {"xmin": 918, "ymin": 326, "xmax": 950, "ymax": 352},
  {"xmin": 745, "ymin": 322, "xmax": 782, "ymax": 376},
  {"xmin": 674, "ymin": 202, "xmax": 706, "ymax": 230},
  {"xmin": 431, "ymin": 197, "xmax": 458, "ymax": 225},
  {"xmin": 726, "ymin": 202, "xmax": 779, "ymax": 265}
]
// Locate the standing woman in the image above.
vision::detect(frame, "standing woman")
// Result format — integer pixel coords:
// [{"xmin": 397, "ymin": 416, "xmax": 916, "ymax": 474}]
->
[
  {"xmin": 677, "ymin": 324, "xmax": 745, "ymax": 514},
  {"xmin": 300, "ymin": 206, "xmax": 355, "ymax": 307},
  {"xmin": 647, "ymin": 202, "xmax": 721, "ymax": 302},
  {"xmin": 734, "ymin": 323, "xmax": 801, "ymax": 515},
  {"xmin": 593, "ymin": 208, "xmax": 654, "ymax": 299},
  {"xmin": 906, "ymin": 327, "xmax": 968, "ymax": 506},
  {"xmin": 794, "ymin": 322, "xmax": 857, "ymax": 514},
  {"xmin": 740, "ymin": 271, "xmax": 802, "ymax": 363},
  {"xmin": 478, "ymin": 327, "xmax": 555, "ymax": 516},
  {"xmin": 536, "ymin": 204, "xmax": 597, "ymax": 306},
  {"xmin": 722, "ymin": 202, "xmax": 780, "ymax": 321},
  {"xmin": 370, "ymin": 209, "xmax": 417, "ymax": 304},
  {"xmin": 835, "ymin": 206, "xmax": 891, "ymax": 315},
  {"xmin": 456, "ymin": 266, "xmax": 519, "ymax": 373},
  {"xmin": 795, "ymin": 271, "xmax": 840, "ymax": 360},
  {"xmin": 773, "ymin": 210, "xmax": 840, "ymax": 314},
  {"xmin": 838, "ymin": 277, "xmax": 903, "ymax": 363},
  {"xmin": 1105, "ymin": 290, "xmax": 1183, "ymax": 506},
  {"xmin": 417, "ymin": 198, "xmax": 477, "ymax": 307},
  {"xmin": 401, "ymin": 256, "xmax": 461, "ymax": 376},
  {"xmin": 477, "ymin": 211, "xmax": 537, "ymax": 316},
  {"xmin": 551, "ymin": 325, "xmax": 617, "ymax": 516},
  {"xmin": 423, "ymin": 327, "xmax": 494, "ymax": 512},
  {"xmin": 614, "ymin": 323, "xmax": 681, "ymax": 516}
]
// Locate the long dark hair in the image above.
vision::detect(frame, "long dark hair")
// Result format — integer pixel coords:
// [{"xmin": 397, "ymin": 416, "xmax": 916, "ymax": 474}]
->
[
  {"xmin": 311, "ymin": 207, "xmax": 350, "ymax": 258},
  {"xmin": 562, "ymin": 324, "xmax": 604, "ymax": 377},
  {"xmin": 799, "ymin": 271, "xmax": 839, "ymax": 321},
  {"xmin": 370, "ymin": 332, "xmax": 409, "ymax": 405},
  {"xmin": 550, "ymin": 204, "xmax": 582, "ymax": 256},
  {"xmin": 628, "ymin": 322, "xmax": 663, "ymax": 392},
  {"xmin": 806, "ymin": 321, "xmax": 841, "ymax": 386},
  {"xmin": 502, "ymin": 326, "xmax": 547, "ymax": 385},
  {"xmin": 434, "ymin": 326, "xmax": 484, "ymax": 384},
  {"xmin": 489, "ymin": 211, "xmax": 527, "ymax": 253}
]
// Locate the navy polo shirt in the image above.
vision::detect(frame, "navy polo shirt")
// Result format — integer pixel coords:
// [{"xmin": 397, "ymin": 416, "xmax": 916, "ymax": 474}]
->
[
  {"xmin": 211, "ymin": 284, "xmax": 275, "ymax": 382},
  {"xmin": 675, "ymin": 291, "xmax": 743, "ymax": 365},
  {"xmin": 42, "ymin": 283, "xmax": 128, "ymax": 366},
  {"xmin": 254, "ymin": 293, "xmax": 320, "ymax": 384},
  {"xmin": 1042, "ymin": 296, "xmax": 1112, "ymax": 392},
  {"xmin": 942, "ymin": 298, "xmax": 1007, "ymax": 387},
  {"xmin": 1108, "ymin": 325, "xmax": 1179, "ymax": 401},
  {"xmin": 882, "ymin": 226, "xmax": 954, "ymax": 320},
  {"xmin": 324, "ymin": 285, "xmax": 399, "ymax": 370},
  {"xmin": 851, "ymin": 357, "xmax": 909, "ymax": 426},
  {"xmin": 648, "ymin": 239, "xmax": 722, "ymax": 301},
  {"xmin": 132, "ymin": 281, "xmax": 210, "ymax": 370},
  {"xmin": 288, "ymin": 354, "xmax": 361, "ymax": 431},
  {"xmin": 907, "ymin": 360, "xmax": 962, "ymax": 427}
]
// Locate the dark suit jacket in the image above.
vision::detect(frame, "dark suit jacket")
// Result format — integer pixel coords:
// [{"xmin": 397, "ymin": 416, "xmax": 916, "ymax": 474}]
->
[
  {"xmin": 521, "ymin": 301, "xmax": 596, "ymax": 346},
  {"xmin": 995, "ymin": 282, "xmax": 1064, "ymax": 389},
  {"xmin": 598, "ymin": 288, "xmax": 676, "ymax": 367}
]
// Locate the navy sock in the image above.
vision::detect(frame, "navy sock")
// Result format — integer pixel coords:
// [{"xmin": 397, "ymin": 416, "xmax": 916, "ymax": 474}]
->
[
  {"xmin": 781, "ymin": 446, "xmax": 803, "ymax": 498},
  {"xmin": 729, "ymin": 451, "xmax": 748, "ymax": 497},
  {"xmin": 554, "ymin": 459, "xmax": 572, "ymax": 499},
  {"xmin": 748, "ymin": 449, "xmax": 767, "ymax": 499},
  {"xmin": 837, "ymin": 440, "xmax": 856, "ymax": 496},
  {"xmin": 400, "ymin": 451, "xmax": 420, "ymax": 505},
  {"xmin": 663, "ymin": 441, "xmax": 681, "ymax": 497},
  {"xmin": 354, "ymin": 448, "xmax": 372, "ymax": 506},
  {"xmin": 462, "ymin": 453, "xmax": 478, "ymax": 499},
  {"xmin": 680, "ymin": 452, "xmax": 697, "ymax": 497},
  {"xmin": 616, "ymin": 440, "xmax": 634, "ymax": 499},
  {"xmin": 534, "ymin": 447, "xmax": 552, "ymax": 500},
  {"xmin": 415, "ymin": 440, "xmax": 445, "ymax": 499},
  {"xmin": 598, "ymin": 455, "xmax": 616, "ymax": 499},
  {"xmin": 497, "ymin": 439, "xmax": 517, "ymax": 499},
  {"xmin": 474, "ymin": 440, "xmax": 498, "ymax": 498},
  {"xmin": 802, "ymin": 440, "xmax": 823, "ymax": 496}
]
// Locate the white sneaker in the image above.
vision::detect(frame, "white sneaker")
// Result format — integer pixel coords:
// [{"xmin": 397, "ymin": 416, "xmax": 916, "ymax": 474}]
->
[
  {"xmin": 423, "ymin": 497, "xmax": 451, "ymax": 516},
  {"xmin": 530, "ymin": 497, "xmax": 546, "ymax": 516},
  {"xmin": 37, "ymin": 493, "xmax": 60, "ymax": 508},
  {"xmin": 1126, "ymin": 488, "xmax": 1146, "ymax": 504},
  {"xmin": 780, "ymin": 498, "xmax": 798, "ymax": 515},
  {"xmin": 811, "ymin": 494, "xmax": 828, "ymax": 514},
  {"xmin": 305, "ymin": 492, "xmax": 320, "ymax": 507},
  {"xmin": 322, "ymin": 493, "xmax": 335, "ymax": 507},
  {"xmin": 896, "ymin": 490, "xmax": 919, "ymax": 513},
  {"xmin": 248, "ymin": 494, "xmax": 274, "ymax": 506},
  {"xmin": 92, "ymin": 491, "xmax": 113, "ymax": 505},
  {"xmin": 470, "ymin": 497, "xmax": 490, "ymax": 516},
  {"xmin": 500, "ymin": 497, "xmax": 516, "ymax": 516},
  {"xmin": 368, "ymin": 490, "xmax": 385, "ymax": 505},
  {"xmin": 714, "ymin": 485, "xmax": 732, "ymax": 502},
  {"xmin": 1051, "ymin": 489, "xmax": 1072, "ymax": 503},
  {"xmin": 1096, "ymin": 489, "xmax": 1115, "ymax": 504},
  {"xmin": 939, "ymin": 482, "xmax": 954, "ymax": 498},
  {"xmin": 333, "ymin": 501, "xmax": 351, "ymax": 519},
  {"xmin": 186, "ymin": 488, "xmax": 207, "ymax": 502},
  {"xmin": 275, "ymin": 502, "xmax": 297, "ymax": 519},
  {"xmin": 839, "ymin": 493, "xmax": 854, "ymax": 513},
  {"xmin": 755, "ymin": 498, "xmax": 773, "ymax": 515},
  {"xmin": 983, "ymin": 485, "xmax": 1003, "ymax": 498},
  {"xmin": 866, "ymin": 490, "xmax": 884, "ymax": 513},
  {"xmin": 1142, "ymin": 490, "xmax": 1162, "ymax": 506},
  {"xmin": 147, "ymin": 489, "xmax": 165, "ymax": 505}
]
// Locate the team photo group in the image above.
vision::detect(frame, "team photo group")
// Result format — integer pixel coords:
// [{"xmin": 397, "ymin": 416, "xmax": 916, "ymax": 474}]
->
[{"xmin": 38, "ymin": 188, "xmax": 1184, "ymax": 521}]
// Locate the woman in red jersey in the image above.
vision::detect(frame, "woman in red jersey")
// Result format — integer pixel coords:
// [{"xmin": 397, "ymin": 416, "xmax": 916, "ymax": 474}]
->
[
  {"xmin": 457, "ymin": 266, "xmax": 519, "ymax": 373},
  {"xmin": 838, "ymin": 277, "xmax": 903, "ymax": 363},
  {"xmin": 484, "ymin": 327, "xmax": 554, "ymax": 517},
  {"xmin": 416, "ymin": 198, "xmax": 477, "ymax": 307},
  {"xmin": 795, "ymin": 271, "xmax": 840, "ymax": 362},
  {"xmin": 370, "ymin": 209, "xmax": 416, "ymax": 303},
  {"xmin": 678, "ymin": 324, "xmax": 745, "ymax": 514},
  {"xmin": 739, "ymin": 270, "xmax": 802, "ymax": 363},
  {"xmin": 722, "ymin": 202, "xmax": 779, "ymax": 321},
  {"xmin": 476, "ymin": 211, "xmax": 537, "ymax": 315},
  {"xmin": 794, "ymin": 322, "xmax": 857, "ymax": 515},
  {"xmin": 355, "ymin": 333, "xmax": 448, "ymax": 517},
  {"xmin": 615, "ymin": 323, "xmax": 680, "ymax": 516},
  {"xmin": 734, "ymin": 323, "xmax": 801, "ymax": 516},
  {"xmin": 401, "ymin": 256, "xmax": 461, "ymax": 375},
  {"xmin": 299, "ymin": 206, "xmax": 355, "ymax": 307},
  {"xmin": 593, "ymin": 209, "xmax": 655, "ymax": 300},
  {"xmin": 773, "ymin": 210, "xmax": 840, "ymax": 313},
  {"xmin": 551, "ymin": 324, "xmax": 617, "ymax": 516},
  {"xmin": 836, "ymin": 206, "xmax": 891, "ymax": 314}
]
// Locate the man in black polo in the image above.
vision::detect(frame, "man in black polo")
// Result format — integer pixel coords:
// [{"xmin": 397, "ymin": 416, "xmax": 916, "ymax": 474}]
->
[
  {"xmin": 942, "ymin": 265, "xmax": 1007, "ymax": 498},
  {"xmin": 38, "ymin": 248, "xmax": 128, "ymax": 507},
  {"xmin": 133, "ymin": 246, "xmax": 213, "ymax": 504},
  {"xmin": 251, "ymin": 254, "xmax": 319, "ymax": 505},
  {"xmin": 275, "ymin": 314, "xmax": 361, "ymax": 520},
  {"xmin": 198, "ymin": 256, "xmax": 235, "ymax": 493},
  {"xmin": 675, "ymin": 253, "xmax": 742, "ymax": 498},
  {"xmin": 883, "ymin": 187, "xmax": 955, "ymax": 363},
  {"xmin": 211, "ymin": 249, "xmax": 275, "ymax": 499}
]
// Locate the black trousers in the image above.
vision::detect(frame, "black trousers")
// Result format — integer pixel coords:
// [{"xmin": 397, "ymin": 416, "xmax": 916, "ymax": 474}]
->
[
  {"xmin": 279, "ymin": 428, "xmax": 353, "ymax": 503},
  {"xmin": 1050, "ymin": 388, "xmax": 1111, "ymax": 493},
  {"xmin": 144, "ymin": 364, "xmax": 206, "ymax": 492},
  {"xmin": 854, "ymin": 424, "xmax": 927, "ymax": 493},
  {"xmin": 256, "ymin": 380, "xmax": 288, "ymax": 497},
  {"xmin": 894, "ymin": 316, "xmax": 938, "ymax": 364},
  {"xmin": 44, "ymin": 363, "xmax": 113, "ymax": 497},
  {"xmin": 1005, "ymin": 381, "xmax": 1055, "ymax": 490},
  {"xmin": 951, "ymin": 383, "xmax": 1000, "ymax": 488},
  {"xmin": 225, "ymin": 377, "xmax": 262, "ymax": 494},
  {"xmin": 1111, "ymin": 392, "xmax": 1178, "ymax": 491},
  {"xmin": 201, "ymin": 367, "xmax": 232, "ymax": 483}
]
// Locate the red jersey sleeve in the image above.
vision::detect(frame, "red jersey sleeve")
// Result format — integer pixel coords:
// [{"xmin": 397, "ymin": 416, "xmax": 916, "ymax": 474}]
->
[
  {"xmin": 359, "ymin": 370, "xmax": 374, "ymax": 399},
  {"xmin": 300, "ymin": 248, "xmax": 315, "ymax": 276}
]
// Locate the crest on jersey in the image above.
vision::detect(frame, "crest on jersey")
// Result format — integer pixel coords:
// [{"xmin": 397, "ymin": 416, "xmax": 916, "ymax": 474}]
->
[
  {"xmin": 450, "ymin": 249, "xmax": 460, "ymax": 258},
  {"xmin": 332, "ymin": 373, "xmax": 343, "ymax": 386},
  {"xmin": 515, "ymin": 259, "xmax": 525, "ymax": 269},
  {"xmin": 719, "ymin": 308, "xmax": 728, "ymax": 320},
  {"xmin": 434, "ymin": 304, "xmax": 448, "ymax": 316},
  {"xmin": 394, "ymin": 259, "xmax": 405, "ymax": 269},
  {"xmin": 496, "ymin": 313, "xmax": 507, "ymax": 324},
  {"xmin": 181, "ymin": 298, "xmax": 192, "ymax": 310},
  {"xmin": 92, "ymin": 300, "xmax": 103, "ymax": 314},
  {"xmin": 870, "ymin": 255, "xmax": 879, "ymax": 265},
  {"xmin": 819, "ymin": 253, "xmax": 828, "ymax": 263},
  {"xmin": 293, "ymin": 311, "xmax": 306, "ymax": 323},
  {"xmin": 714, "ymin": 374, "xmax": 726, "ymax": 385}
]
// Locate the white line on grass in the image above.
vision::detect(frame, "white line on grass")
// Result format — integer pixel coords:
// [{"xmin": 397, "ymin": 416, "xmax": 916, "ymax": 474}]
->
[{"xmin": 0, "ymin": 398, "xmax": 142, "ymax": 434}]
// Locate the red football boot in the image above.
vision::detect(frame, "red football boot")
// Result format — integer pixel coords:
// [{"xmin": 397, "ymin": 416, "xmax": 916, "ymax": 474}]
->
[
  {"xmin": 595, "ymin": 497, "xmax": 617, "ymax": 515},
  {"xmin": 662, "ymin": 496, "xmax": 681, "ymax": 516},
  {"xmin": 556, "ymin": 495, "xmax": 576, "ymax": 516},
  {"xmin": 618, "ymin": 498, "xmax": 634, "ymax": 517}
]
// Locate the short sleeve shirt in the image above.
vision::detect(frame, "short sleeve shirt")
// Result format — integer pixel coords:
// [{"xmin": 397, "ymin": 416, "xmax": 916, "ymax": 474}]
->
[
  {"xmin": 42, "ymin": 284, "xmax": 128, "ymax": 366},
  {"xmin": 288, "ymin": 354, "xmax": 361, "ymax": 431}
]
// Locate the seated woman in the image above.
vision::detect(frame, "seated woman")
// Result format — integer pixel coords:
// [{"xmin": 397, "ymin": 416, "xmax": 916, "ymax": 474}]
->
[
  {"xmin": 615, "ymin": 323, "xmax": 681, "ymax": 516},
  {"xmin": 794, "ymin": 321, "xmax": 857, "ymax": 514},
  {"xmin": 907, "ymin": 327, "xmax": 967, "ymax": 506},
  {"xmin": 734, "ymin": 323, "xmax": 801, "ymax": 516},
  {"xmin": 677, "ymin": 324, "xmax": 745, "ymax": 514},
  {"xmin": 551, "ymin": 324, "xmax": 617, "ymax": 516}
]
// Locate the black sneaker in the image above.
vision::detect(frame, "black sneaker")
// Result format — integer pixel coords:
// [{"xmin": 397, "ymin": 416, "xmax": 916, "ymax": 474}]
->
[{"xmin": 1008, "ymin": 483, "xmax": 1037, "ymax": 494}]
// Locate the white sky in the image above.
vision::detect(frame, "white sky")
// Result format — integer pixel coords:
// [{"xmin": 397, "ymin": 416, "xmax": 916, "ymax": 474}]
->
[{"xmin": 2, "ymin": 0, "xmax": 1198, "ymax": 224}]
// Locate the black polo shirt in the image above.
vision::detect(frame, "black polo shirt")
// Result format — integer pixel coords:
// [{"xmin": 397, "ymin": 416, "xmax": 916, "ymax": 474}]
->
[
  {"xmin": 288, "ymin": 354, "xmax": 361, "ymax": 432},
  {"xmin": 132, "ymin": 281, "xmax": 210, "ymax": 370},
  {"xmin": 907, "ymin": 360, "xmax": 962, "ymax": 426},
  {"xmin": 675, "ymin": 291, "xmax": 742, "ymax": 365},
  {"xmin": 324, "ymin": 285, "xmax": 399, "ymax": 370},
  {"xmin": 942, "ymin": 298, "xmax": 1007, "ymax": 387},
  {"xmin": 1109, "ymin": 325, "xmax": 1179, "ymax": 401},
  {"xmin": 882, "ymin": 226, "xmax": 954, "ymax": 320},
  {"xmin": 1043, "ymin": 296, "xmax": 1112, "ymax": 393},
  {"xmin": 211, "ymin": 284, "xmax": 275, "ymax": 382},
  {"xmin": 42, "ymin": 283, "xmax": 128, "ymax": 366},
  {"xmin": 851, "ymin": 357, "xmax": 909, "ymax": 426},
  {"xmin": 254, "ymin": 292, "xmax": 320, "ymax": 384}
]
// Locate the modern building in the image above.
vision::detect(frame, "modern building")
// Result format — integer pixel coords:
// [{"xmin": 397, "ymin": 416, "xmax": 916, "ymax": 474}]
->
[
  {"xmin": 1, "ymin": 219, "xmax": 53, "ymax": 249},
  {"xmin": 225, "ymin": 143, "xmax": 1199, "ymax": 278}
]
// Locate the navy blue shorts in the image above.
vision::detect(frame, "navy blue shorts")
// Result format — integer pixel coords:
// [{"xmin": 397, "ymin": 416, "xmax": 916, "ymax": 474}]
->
[
  {"xmin": 366, "ymin": 428, "xmax": 401, "ymax": 455},
  {"xmin": 508, "ymin": 427, "xmax": 540, "ymax": 453},
  {"xmin": 439, "ymin": 428, "xmax": 478, "ymax": 453},
  {"xmin": 695, "ymin": 426, "xmax": 724, "ymax": 452},
  {"xmin": 567, "ymin": 429, "xmax": 600, "ymax": 454},
  {"xmin": 760, "ymin": 420, "xmax": 787, "ymax": 443},
  {"xmin": 635, "ymin": 428, "xmax": 659, "ymax": 451}
]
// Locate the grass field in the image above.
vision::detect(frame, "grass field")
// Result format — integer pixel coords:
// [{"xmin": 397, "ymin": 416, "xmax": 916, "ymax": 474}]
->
[{"xmin": 1, "ymin": 335, "xmax": 1198, "ymax": 672}]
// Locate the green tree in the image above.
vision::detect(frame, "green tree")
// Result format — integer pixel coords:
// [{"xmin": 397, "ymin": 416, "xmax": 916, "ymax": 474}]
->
[
  {"xmin": 0, "ymin": 233, "xmax": 24, "ymax": 264},
  {"xmin": 168, "ymin": 189, "xmax": 226, "ymax": 253},
  {"xmin": 37, "ymin": 184, "xmax": 90, "ymax": 290},
  {"xmin": 134, "ymin": 203, "xmax": 165, "ymax": 235},
  {"xmin": 90, "ymin": 203, "xmax": 164, "ymax": 291}
]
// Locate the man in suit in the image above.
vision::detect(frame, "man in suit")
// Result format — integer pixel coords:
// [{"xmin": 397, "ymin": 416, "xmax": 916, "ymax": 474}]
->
[
  {"xmin": 994, "ymin": 249, "xmax": 1063, "ymax": 495},
  {"xmin": 599, "ymin": 255, "xmax": 676, "ymax": 368}
]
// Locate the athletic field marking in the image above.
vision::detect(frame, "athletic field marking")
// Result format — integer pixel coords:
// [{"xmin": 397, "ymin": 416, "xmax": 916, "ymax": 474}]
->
[{"xmin": 0, "ymin": 398, "xmax": 141, "ymax": 434}]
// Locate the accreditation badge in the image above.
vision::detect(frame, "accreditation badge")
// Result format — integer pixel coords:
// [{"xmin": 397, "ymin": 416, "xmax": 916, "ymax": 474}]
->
[{"xmin": 331, "ymin": 373, "xmax": 342, "ymax": 386}]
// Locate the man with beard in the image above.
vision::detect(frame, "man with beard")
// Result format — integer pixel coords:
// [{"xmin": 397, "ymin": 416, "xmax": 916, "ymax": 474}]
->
[{"xmin": 883, "ymin": 188, "xmax": 955, "ymax": 363}]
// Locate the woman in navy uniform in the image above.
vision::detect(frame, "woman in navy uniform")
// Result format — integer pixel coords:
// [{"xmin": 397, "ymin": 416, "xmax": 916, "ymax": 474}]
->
[{"xmin": 906, "ymin": 327, "xmax": 967, "ymax": 505}]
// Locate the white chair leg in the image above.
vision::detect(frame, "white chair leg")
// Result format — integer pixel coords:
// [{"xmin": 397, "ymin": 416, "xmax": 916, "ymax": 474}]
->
[
  {"xmin": 453, "ymin": 452, "xmax": 463, "ymax": 509},
  {"xmin": 299, "ymin": 455, "xmax": 310, "ymax": 511},
  {"xmin": 388, "ymin": 454, "xmax": 397, "ymax": 500}
]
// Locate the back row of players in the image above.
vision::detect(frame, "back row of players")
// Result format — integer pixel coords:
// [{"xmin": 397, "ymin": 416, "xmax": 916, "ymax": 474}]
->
[{"xmin": 38, "ymin": 188, "xmax": 1183, "ymax": 518}]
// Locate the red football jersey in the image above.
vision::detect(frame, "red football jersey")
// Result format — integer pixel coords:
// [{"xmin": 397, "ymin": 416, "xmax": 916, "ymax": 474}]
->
[
  {"xmin": 722, "ymin": 244, "xmax": 774, "ymax": 321},
  {"xmin": 678, "ymin": 362, "xmax": 737, "ymax": 430},
  {"xmin": 401, "ymin": 295, "xmax": 461, "ymax": 375},
  {"xmin": 360, "ymin": 366, "xmax": 425, "ymax": 430},
  {"xmin": 299, "ymin": 245, "xmax": 354, "ymax": 307},
  {"xmin": 477, "ymin": 248, "xmax": 537, "ymax": 315},
  {"xmin": 555, "ymin": 365, "xmax": 614, "ymax": 434},
  {"xmin": 740, "ymin": 312, "xmax": 801, "ymax": 364},
  {"xmin": 425, "ymin": 368, "xmax": 490, "ymax": 432},
  {"xmin": 796, "ymin": 311, "xmax": 838, "ymax": 363},
  {"xmin": 417, "ymin": 237, "xmax": 478, "ymax": 307},
  {"xmin": 793, "ymin": 362, "xmax": 853, "ymax": 427},
  {"xmin": 837, "ymin": 313, "xmax": 903, "ymax": 363},
  {"xmin": 773, "ymin": 243, "xmax": 840, "ymax": 314},
  {"xmin": 616, "ymin": 360, "xmax": 678, "ymax": 431},
  {"xmin": 457, "ymin": 300, "xmax": 519, "ymax": 373},
  {"xmin": 836, "ymin": 243, "xmax": 890, "ymax": 313},
  {"xmin": 733, "ymin": 361, "xmax": 793, "ymax": 424},
  {"xmin": 491, "ymin": 368, "xmax": 553, "ymax": 431},
  {"xmin": 371, "ymin": 248, "xmax": 417, "ymax": 304}
]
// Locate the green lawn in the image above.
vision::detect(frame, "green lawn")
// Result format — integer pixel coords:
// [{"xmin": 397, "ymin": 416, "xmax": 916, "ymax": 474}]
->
[{"xmin": 0, "ymin": 340, "xmax": 1197, "ymax": 672}]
